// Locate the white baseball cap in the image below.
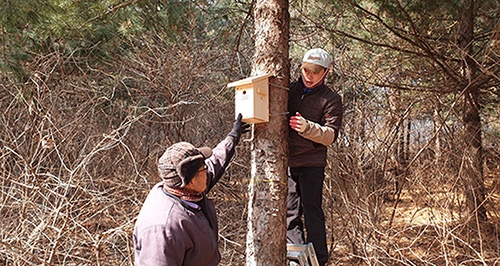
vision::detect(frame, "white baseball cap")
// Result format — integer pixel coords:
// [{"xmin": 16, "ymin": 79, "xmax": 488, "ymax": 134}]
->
[{"xmin": 302, "ymin": 48, "xmax": 332, "ymax": 69}]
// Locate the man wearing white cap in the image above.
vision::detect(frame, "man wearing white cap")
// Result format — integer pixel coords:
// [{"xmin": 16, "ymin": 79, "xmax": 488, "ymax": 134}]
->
[{"xmin": 287, "ymin": 48, "xmax": 343, "ymax": 266}]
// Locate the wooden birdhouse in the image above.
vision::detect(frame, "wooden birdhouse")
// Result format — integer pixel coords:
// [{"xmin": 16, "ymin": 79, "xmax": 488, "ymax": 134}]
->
[{"xmin": 227, "ymin": 74, "xmax": 271, "ymax": 124}]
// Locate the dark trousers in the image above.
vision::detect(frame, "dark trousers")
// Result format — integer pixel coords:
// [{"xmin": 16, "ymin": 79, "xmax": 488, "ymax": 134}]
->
[{"xmin": 286, "ymin": 167, "xmax": 328, "ymax": 266}]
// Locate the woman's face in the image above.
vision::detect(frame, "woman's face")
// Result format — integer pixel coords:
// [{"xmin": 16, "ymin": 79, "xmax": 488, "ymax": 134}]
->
[{"xmin": 301, "ymin": 67, "xmax": 326, "ymax": 88}]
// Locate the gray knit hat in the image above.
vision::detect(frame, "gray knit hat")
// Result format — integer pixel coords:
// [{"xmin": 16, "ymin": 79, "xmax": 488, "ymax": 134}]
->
[{"xmin": 158, "ymin": 142, "xmax": 212, "ymax": 188}]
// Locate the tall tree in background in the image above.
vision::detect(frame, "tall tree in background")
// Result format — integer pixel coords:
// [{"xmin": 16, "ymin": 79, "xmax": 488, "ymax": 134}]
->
[
  {"xmin": 245, "ymin": 0, "xmax": 290, "ymax": 265},
  {"xmin": 458, "ymin": 0, "xmax": 487, "ymax": 225},
  {"xmin": 325, "ymin": 0, "xmax": 498, "ymax": 226}
]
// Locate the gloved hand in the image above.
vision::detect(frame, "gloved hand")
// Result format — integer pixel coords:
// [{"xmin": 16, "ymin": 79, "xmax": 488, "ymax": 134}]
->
[
  {"xmin": 228, "ymin": 113, "xmax": 251, "ymax": 143},
  {"xmin": 289, "ymin": 112, "xmax": 308, "ymax": 133}
]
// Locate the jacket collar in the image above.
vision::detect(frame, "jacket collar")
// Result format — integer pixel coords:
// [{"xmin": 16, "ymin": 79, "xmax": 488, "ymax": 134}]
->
[
  {"xmin": 161, "ymin": 186, "xmax": 202, "ymax": 212},
  {"xmin": 297, "ymin": 77, "xmax": 326, "ymax": 94}
]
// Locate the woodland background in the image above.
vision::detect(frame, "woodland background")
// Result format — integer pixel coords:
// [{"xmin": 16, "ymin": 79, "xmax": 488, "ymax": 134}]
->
[{"xmin": 0, "ymin": 0, "xmax": 499, "ymax": 265}]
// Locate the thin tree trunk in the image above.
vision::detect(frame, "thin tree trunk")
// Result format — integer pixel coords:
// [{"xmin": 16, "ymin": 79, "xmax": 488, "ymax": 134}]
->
[
  {"xmin": 245, "ymin": 0, "xmax": 290, "ymax": 265},
  {"xmin": 458, "ymin": 0, "xmax": 487, "ymax": 224},
  {"xmin": 433, "ymin": 102, "xmax": 442, "ymax": 167}
]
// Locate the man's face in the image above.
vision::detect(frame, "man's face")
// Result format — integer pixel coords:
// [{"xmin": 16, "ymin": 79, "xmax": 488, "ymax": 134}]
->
[
  {"xmin": 301, "ymin": 66, "xmax": 326, "ymax": 88},
  {"xmin": 185, "ymin": 164, "xmax": 208, "ymax": 193}
]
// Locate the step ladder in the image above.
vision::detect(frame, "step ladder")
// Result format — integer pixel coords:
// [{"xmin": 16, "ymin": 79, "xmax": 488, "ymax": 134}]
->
[{"xmin": 286, "ymin": 243, "xmax": 319, "ymax": 266}]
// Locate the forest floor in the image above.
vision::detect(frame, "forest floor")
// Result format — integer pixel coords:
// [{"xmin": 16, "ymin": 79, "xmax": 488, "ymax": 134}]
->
[
  {"xmin": 329, "ymin": 162, "xmax": 500, "ymax": 266},
  {"xmin": 215, "ymin": 160, "xmax": 500, "ymax": 266},
  {"xmin": 28, "ymin": 150, "xmax": 494, "ymax": 266}
]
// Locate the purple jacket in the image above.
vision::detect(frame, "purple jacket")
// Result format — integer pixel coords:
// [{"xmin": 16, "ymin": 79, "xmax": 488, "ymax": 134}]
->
[{"xmin": 133, "ymin": 136, "xmax": 237, "ymax": 266}]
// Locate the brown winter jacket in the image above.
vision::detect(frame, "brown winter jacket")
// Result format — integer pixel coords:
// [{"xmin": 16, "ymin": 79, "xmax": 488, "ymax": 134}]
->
[{"xmin": 288, "ymin": 78, "xmax": 343, "ymax": 167}]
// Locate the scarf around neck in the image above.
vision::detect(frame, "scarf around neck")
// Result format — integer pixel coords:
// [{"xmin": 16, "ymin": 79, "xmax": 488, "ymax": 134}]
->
[{"xmin": 164, "ymin": 186, "xmax": 204, "ymax": 202}]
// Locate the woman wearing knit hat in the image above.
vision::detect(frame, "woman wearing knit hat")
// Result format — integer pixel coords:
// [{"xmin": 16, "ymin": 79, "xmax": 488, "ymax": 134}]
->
[
  {"xmin": 133, "ymin": 114, "xmax": 249, "ymax": 266},
  {"xmin": 287, "ymin": 48, "xmax": 343, "ymax": 266}
]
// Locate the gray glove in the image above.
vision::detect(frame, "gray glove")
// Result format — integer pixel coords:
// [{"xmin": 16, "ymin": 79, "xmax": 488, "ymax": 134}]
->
[{"xmin": 228, "ymin": 113, "xmax": 250, "ymax": 143}]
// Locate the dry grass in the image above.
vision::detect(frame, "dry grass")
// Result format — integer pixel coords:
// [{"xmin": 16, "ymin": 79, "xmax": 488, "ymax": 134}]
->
[
  {"xmin": 1, "ymin": 39, "xmax": 499, "ymax": 266},
  {"xmin": 324, "ymin": 150, "xmax": 500, "ymax": 266}
]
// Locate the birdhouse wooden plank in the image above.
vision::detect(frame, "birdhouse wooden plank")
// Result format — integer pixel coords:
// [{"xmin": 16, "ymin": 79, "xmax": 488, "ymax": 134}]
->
[{"xmin": 227, "ymin": 74, "xmax": 271, "ymax": 124}]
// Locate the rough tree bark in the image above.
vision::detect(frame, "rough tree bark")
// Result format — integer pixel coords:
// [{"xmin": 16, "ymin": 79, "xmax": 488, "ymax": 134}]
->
[{"xmin": 245, "ymin": 0, "xmax": 290, "ymax": 265}]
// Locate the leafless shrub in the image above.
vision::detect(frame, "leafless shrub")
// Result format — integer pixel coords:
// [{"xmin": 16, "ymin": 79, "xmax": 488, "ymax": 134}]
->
[
  {"xmin": 323, "ymin": 88, "xmax": 500, "ymax": 265},
  {"xmin": 0, "ymin": 32, "xmax": 252, "ymax": 265},
  {"xmin": 1, "ymin": 32, "xmax": 499, "ymax": 266}
]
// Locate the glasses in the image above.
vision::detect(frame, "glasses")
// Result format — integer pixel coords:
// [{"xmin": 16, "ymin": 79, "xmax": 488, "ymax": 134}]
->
[{"xmin": 197, "ymin": 164, "xmax": 208, "ymax": 174}]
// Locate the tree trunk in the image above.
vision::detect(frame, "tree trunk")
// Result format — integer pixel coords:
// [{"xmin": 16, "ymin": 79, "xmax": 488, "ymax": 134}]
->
[
  {"xmin": 433, "ymin": 101, "xmax": 442, "ymax": 167},
  {"xmin": 458, "ymin": 0, "xmax": 487, "ymax": 224},
  {"xmin": 245, "ymin": 0, "xmax": 290, "ymax": 265}
]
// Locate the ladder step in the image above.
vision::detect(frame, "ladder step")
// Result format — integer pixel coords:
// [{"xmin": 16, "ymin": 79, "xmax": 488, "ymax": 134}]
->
[{"xmin": 286, "ymin": 243, "xmax": 319, "ymax": 266}]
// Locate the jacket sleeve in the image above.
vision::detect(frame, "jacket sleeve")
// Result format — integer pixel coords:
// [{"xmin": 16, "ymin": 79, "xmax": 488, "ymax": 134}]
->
[
  {"xmin": 134, "ymin": 225, "xmax": 186, "ymax": 266},
  {"xmin": 299, "ymin": 121, "xmax": 337, "ymax": 146},
  {"xmin": 300, "ymin": 93, "xmax": 342, "ymax": 146},
  {"xmin": 204, "ymin": 136, "xmax": 237, "ymax": 192}
]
